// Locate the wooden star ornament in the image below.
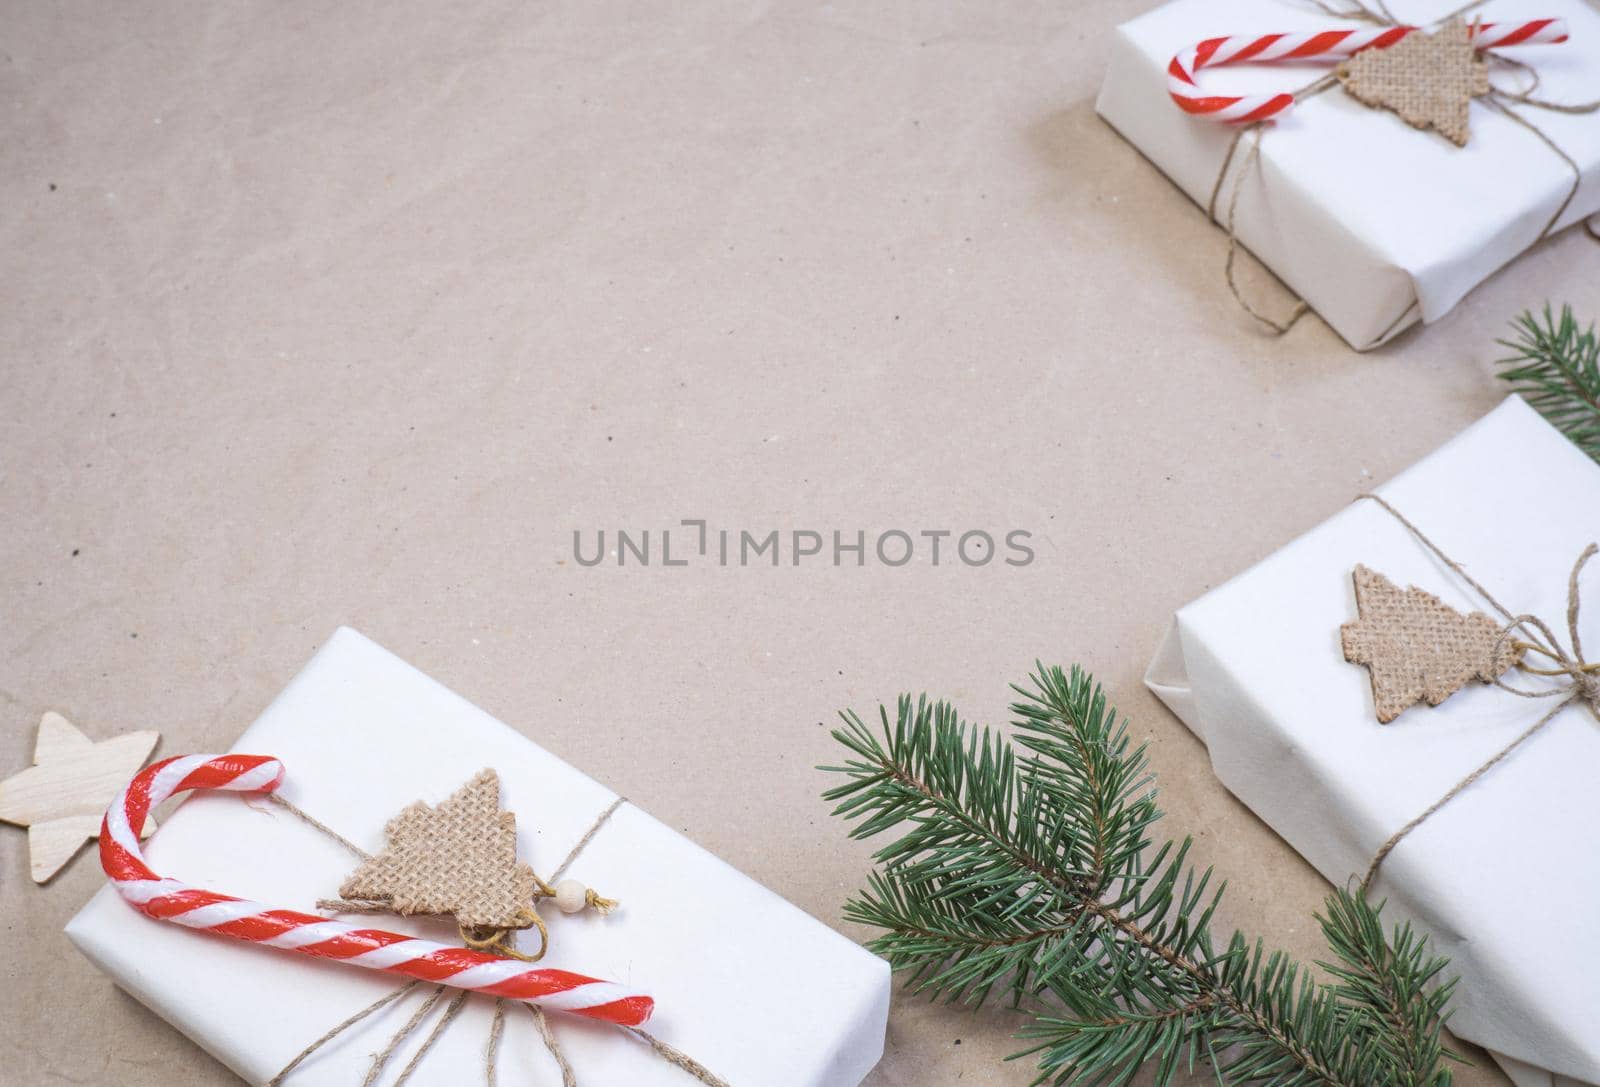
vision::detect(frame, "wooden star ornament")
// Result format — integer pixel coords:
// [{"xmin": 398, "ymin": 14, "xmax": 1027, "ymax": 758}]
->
[
  {"xmin": 1341, "ymin": 565, "xmax": 1523, "ymax": 723},
  {"xmin": 0, "ymin": 712, "xmax": 160, "ymax": 882},
  {"xmin": 1337, "ymin": 19, "xmax": 1490, "ymax": 147}
]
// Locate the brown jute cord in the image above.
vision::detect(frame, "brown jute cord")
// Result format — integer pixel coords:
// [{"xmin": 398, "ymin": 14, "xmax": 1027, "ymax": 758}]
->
[
  {"xmin": 263, "ymin": 790, "xmax": 733, "ymax": 1086},
  {"xmin": 1219, "ymin": 127, "xmax": 1309, "ymax": 334},
  {"xmin": 527, "ymin": 1004, "xmax": 578, "ymax": 1087},
  {"xmin": 1360, "ymin": 693, "xmax": 1578, "ymax": 890},
  {"xmin": 268, "ymin": 793, "xmax": 370, "ymax": 859},
  {"xmin": 263, "ymin": 981, "xmax": 420, "ymax": 1086},
  {"xmin": 485, "ymin": 1001, "xmax": 507, "ymax": 1087},
  {"xmin": 361, "ymin": 986, "xmax": 448, "ymax": 1087},
  {"xmin": 389, "ymin": 990, "xmax": 469, "ymax": 1087},
  {"xmin": 459, "ymin": 906, "xmax": 549, "ymax": 963},
  {"xmin": 548, "ymin": 796, "xmax": 627, "ymax": 883},
  {"xmin": 1482, "ymin": 55, "xmax": 1600, "ymax": 245},
  {"xmin": 1206, "ymin": 75, "xmax": 1340, "ymax": 335},
  {"xmin": 1207, "ymin": 0, "xmax": 1597, "ymax": 349},
  {"xmin": 1355, "ymin": 495, "xmax": 1599, "ymax": 892},
  {"xmin": 628, "ymin": 1027, "xmax": 734, "ymax": 1087}
]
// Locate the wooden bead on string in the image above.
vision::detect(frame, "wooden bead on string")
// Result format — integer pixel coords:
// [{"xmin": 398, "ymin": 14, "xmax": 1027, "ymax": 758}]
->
[
  {"xmin": 551, "ymin": 877, "xmax": 618, "ymax": 915},
  {"xmin": 554, "ymin": 878, "xmax": 588, "ymax": 914}
]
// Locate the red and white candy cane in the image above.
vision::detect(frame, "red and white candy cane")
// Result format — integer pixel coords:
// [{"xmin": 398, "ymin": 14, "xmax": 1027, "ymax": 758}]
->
[
  {"xmin": 100, "ymin": 754, "xmax": 653, "ymax": 1027},
  {"xmin": 1169, "ymin": 19, "xmax": 1570, "ymax": 124}
]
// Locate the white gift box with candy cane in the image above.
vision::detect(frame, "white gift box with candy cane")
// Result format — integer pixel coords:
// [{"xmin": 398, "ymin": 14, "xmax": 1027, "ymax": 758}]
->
[
  {"xmin": 65, "ymin": 628, "xmax": 891, "ymax": 1086},
  {"xmin": 1096, "ymin": 0, "xmax": 1600, "ymax": 350},
  {"xmin": 1146, "ymin": 397, "xmax": 1600, "ymax": 1086}
]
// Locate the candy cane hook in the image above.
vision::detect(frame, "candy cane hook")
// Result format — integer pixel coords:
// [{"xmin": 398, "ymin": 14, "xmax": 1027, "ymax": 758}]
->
[
  {"xmin": 1168, "ymin": 19, "xmax": 1570, "ymax": 124},
  {"xmin": 99, "ymin": 754, "xmax": 653, "ymax": 1027}
]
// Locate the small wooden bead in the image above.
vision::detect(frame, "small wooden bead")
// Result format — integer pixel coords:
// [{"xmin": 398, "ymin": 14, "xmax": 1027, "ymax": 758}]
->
[{"xmin": 553, "ymin": 878, "xmax": 588, "ymax": 914}]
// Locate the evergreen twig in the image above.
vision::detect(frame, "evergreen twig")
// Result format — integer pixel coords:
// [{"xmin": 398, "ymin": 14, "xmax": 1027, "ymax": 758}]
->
[
  {"xmin": 1497, "ymin": 304, "xmax": 1600, "ymax": 462},
  {"xmin": 821, "ymin": 665, "xmax": 1459, "ymax": 1086}
]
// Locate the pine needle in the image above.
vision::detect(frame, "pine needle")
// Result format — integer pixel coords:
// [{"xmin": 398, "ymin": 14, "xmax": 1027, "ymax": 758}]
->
[
  {"xmin": 821, "ymin": 665, "xmax": 1460, "ymax": 1087},
  {"xmin": 1497, "ymin": 304, "xmax": 1600, "ymax": 462}
]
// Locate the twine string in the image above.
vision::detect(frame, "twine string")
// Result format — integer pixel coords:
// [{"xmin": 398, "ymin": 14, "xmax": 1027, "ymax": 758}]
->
[
  {"xmin": 388, "ymin": 991, "xmax": 469, "ymax": 1087},
  {"xmin": 1207, "ymin": 73, "xmax": 1342, "ymax": 335},
  {"xmin": 263, "ymin": 791, "xmax": 732, "ymax": 1086},
  {"xmin": 263, "ymin": 982, "xmax": 420, "ymax": 1087},
  {"xmin": 1482, "ymin": 96, "xmax": 1591, "ymax": 245},
  {"xmin": 549, "ymin": 797, "xmax": 626, "ymax": 882},
  {"xmin": 1356, "ymin": 495, "xmax": 1598, "ymax": 892},
  {"xmin": 269, "ymin": 793, "xmax": 370, "ymax": 859},
  {"xmin": 360, "ymin": 986, "xmax": 447, "ymax": 1087},
  {"xmin": 528, "ymin": 1005, "xmax": 577, "ymax": 1087},
  {"xmin": 459, "ymin": 906, "xmax": 549, "ymax": 963},
  {"xmin": 485, "ymin": 1001, "xmax": 507, "ymax": 1087},
  {"xmin": 1218, "ymin": 126, "xmax": 1307, "ymax": 334},
  {"xmin": 628, "ymin": 1027, "xmax": 734, "ymax": 1085},
  {"xmin": 1357, "ymin": 493, "xmax": 1521, "ymax": 626},
  {"xmin": 1207, "ymin": 0, "xmax": 1596, "ymax": 346},
  {"xmin": 1359, "ymin": 694, "xmax": 1577, "ymax": 890}
]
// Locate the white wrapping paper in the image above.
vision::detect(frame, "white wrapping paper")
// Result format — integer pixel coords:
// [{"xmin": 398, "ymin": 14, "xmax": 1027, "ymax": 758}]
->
[
  {"xmin": 1096, "ymin": 0, "xmax": 1600, "ymax": 350},
  {"xmin": 1146, "ymin": 397, "xmax": 1600, "ymax": 1085},
  {"xmin": 66, "ymin": 629, "xmax": 890, "ymax": 1086}
]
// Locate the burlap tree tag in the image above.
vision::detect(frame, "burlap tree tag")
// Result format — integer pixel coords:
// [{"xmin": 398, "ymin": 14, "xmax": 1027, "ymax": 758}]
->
[
  {"xmin": 1337, "ymin": 20, "xmax": 1490, "ymax": 147},
  {"xmin": 1341, "ymin": 565, "xmax": 1523, "ymax": 723},
  {"xmin": 339, "ymin": 768, "xmax": 537, "ymax": 928}
]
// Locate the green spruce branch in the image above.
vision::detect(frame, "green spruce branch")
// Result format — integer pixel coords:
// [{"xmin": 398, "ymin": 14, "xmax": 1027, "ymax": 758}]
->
[
  {"xmin": 1498, "ymin": 304, "xmax": 1600, "ymax": 462},
  {"xmin": 822, "ymin": 665, "xmax": 1458, "ymax": 1086}
]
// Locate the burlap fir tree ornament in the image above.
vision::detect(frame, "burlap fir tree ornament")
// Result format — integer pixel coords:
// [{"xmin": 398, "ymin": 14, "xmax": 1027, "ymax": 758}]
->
[
  {"xmin": 338, "ymin": 769, "xmax": 537, "ymax": 928},
  {"xmin": 1341, "ymin": 564, "xmax": 1523, "ymax": 723},
  {"xmin": 1337, "ymin": 20, "xmax": 1490, "ymax": 147}
]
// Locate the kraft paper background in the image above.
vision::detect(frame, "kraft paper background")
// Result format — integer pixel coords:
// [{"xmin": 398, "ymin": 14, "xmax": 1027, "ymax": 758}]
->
[{"xmin": 3, "ymin": 2, "xmax": 1597, "ymax": 1084}]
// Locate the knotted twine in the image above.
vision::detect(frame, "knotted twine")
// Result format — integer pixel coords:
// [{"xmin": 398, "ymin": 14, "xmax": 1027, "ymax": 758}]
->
[
  {"xmin": 1209, "ymin": 0, "xmax": 1600, "ymax": 347},
  {"xmin": 1355, "ymin": 493, "xmax": 1600, "ymax": 891},
  {"xmin": 260, "ymin": 792, "xmax": 732, "ymax": 1087}
]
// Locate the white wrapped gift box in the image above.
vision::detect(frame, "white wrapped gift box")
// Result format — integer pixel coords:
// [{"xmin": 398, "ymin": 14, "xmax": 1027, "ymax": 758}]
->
[
  {"xmin": 66, "ymin": 629, "xmax": 890, "ymax": 1086},
  {"xmin": 1096, "ymin": 0, "xmax": 1600, "ymax": 350},
  {"xmin": 1146, "ymin": 397, "xmax": 1600, "ymax": 1086}
]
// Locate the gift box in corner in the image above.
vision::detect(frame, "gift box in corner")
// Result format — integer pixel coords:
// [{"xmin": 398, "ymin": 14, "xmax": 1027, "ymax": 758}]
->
[
  {"xmin": 66, "ymin": 628, "xmax": 891, "ymax": 1087},
  {"xmin": 1146, "ymin": 397, "xmax": 1600, "ymax": 1087},
  {"xmin": 1096, "ymin": 0, "xmax": 1600, "ymax": 350}
]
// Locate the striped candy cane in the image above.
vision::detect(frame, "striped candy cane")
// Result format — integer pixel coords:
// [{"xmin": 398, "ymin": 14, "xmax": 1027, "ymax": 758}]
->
[
  {"xmin": 1169, "ymin": 19, "xmax": 1570, "ymax": 123},
  {"xmin": 99, "ymin": 754, "xmax": 654, "ymax": 1027}
]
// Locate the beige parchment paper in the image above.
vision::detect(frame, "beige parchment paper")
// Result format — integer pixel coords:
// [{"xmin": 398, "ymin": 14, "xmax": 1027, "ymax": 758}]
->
[{"xmin": 4, "ymin": 1, "xmax": 1597, "ymax": 1083}]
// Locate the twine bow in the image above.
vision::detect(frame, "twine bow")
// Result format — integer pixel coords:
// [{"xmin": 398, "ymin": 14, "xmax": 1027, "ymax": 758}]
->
[
  {"xmin": 1357, "ymin": 495, "xmax": 1598, "ymax": 890},
  {"xmin": 1196, "ymin": 0, "xmax": 1600, "ymax": 346},
  {"xmin": 1499, "ymin": 544, "xmax": 1600, "ymax": 712}
]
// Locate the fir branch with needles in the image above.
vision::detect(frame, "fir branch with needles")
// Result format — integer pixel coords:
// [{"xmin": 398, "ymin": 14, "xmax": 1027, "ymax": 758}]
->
[
  {"xmin": 1498, "ymin": 304, "xmax": 1600, "ymax": 463},
  {"xmin": 822, "ymin": 665, "xmax": 1459, "ymax": 1086}
]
